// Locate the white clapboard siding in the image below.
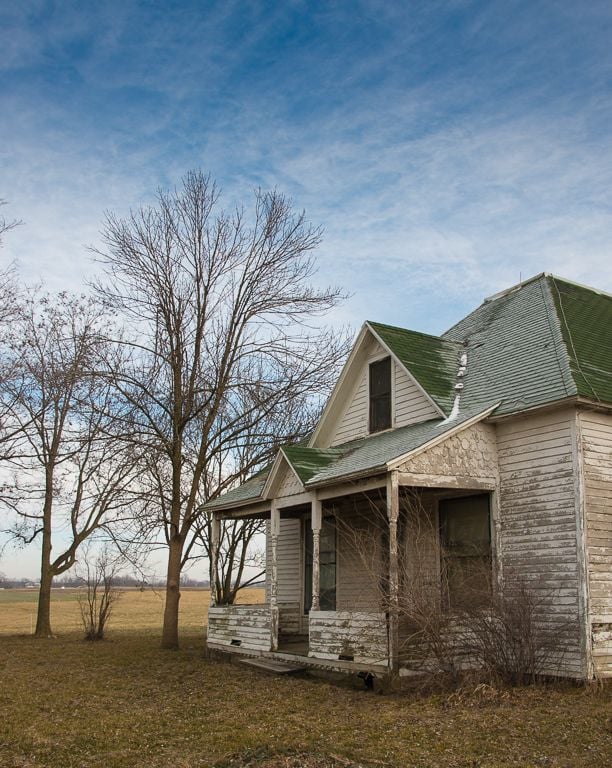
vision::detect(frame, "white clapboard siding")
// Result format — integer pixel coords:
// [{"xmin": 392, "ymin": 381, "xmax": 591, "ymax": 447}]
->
[
  {"xmin": 580, "ymin": 410, "xmax": 612, "ymax": 677},
  {"xmin": 331, "ymin": 369, "xmax": 369, "ymax": 446},
  {"xmin": 208, "ymin": 605, "xmax": 273, "ymax": 651},
  {"xmin": 394, "ymin": 362, "xmax": 439, "ymax": 427},
  {"xmin": 308, "ymin": 610, "xmax": 388, "ymax": 665},
  {"xmin": 265, "ymin": 518, "xmax": 302, "ymax": 617},
  {"xmin": 330, "ymin": 340, "xmax": 438, "ymax": 447},
  {"xmin": 497, "ymin": 409, "xmax": 584, "ymax": 678},
  {"xmin": 276, "ymin": 465, "xmax": 303, "ymax": 499},
  {"xmin": 278, "ymin": 602, "xmax": 301, "ymax": 635},
  {"xmin": 336, "ymin": 497, "xmax": 385, "ymax": 611}
]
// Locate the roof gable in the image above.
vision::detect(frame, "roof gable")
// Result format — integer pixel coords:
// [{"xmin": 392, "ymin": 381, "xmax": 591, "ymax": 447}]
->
[
  {"xmin": 310, "ymin": 323, "xmax": 455, "ymax": 448},
  {"xmin": 367, "ymin": 322, "xmax": 461, "ymax": 414}
]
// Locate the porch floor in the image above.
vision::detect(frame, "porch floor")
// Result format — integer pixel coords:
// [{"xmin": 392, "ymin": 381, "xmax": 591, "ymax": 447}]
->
[{"xmin": 277, "ymin": 634, "xmax": 309, "ymax": 656}]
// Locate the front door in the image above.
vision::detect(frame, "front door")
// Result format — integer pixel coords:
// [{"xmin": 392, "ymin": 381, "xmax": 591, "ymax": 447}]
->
[{"xmin": 304, "ymin": 516, "xmax": 336, "ymax": 612}]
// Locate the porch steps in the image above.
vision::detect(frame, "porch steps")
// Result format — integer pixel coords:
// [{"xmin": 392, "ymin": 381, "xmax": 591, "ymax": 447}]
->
[{"xmin": 239, "ymin": 657, "xmax": 308, "ymax": 675}]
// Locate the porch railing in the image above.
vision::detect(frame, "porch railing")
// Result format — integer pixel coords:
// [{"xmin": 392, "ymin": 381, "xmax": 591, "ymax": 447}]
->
[
  {"xmin": 308, "ymin": 610, "xmax": 388, "ymax": 666},
  {"xmin": 207, "ymin": 604, "xmax": 278, "ymax": 652}
]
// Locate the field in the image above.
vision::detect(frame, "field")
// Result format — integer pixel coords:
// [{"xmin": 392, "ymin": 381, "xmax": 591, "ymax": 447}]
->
[{"xmin": 0, "ymin": 589, "xmax": 610, "ymax": 768}]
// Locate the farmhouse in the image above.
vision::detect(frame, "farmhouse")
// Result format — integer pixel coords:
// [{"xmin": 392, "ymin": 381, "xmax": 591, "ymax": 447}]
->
[{"xmin": 206, "ymin": 273, "xmax": 612, "ymax": 680}]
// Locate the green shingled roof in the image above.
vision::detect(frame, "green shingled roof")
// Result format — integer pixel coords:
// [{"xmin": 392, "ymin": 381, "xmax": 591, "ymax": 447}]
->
[
  {"xmin": 205, "ymin": 467, "xmax": 270, "ymax": 510},
  {"xmin": 547, "ymin": 275, "xmax": 612, "ymax": 404},
  {"xmin": 443, "ymin": 273, "xmax": 612, "ymax": 416},
  {"xmin": 367, "ymin": 321, "xmax": 461, "ymax": 414},
  {"xmin": 207, "ymin": 273, "xmax": 612, "ymax": 513},
  {"xmin": 303, "ymin": 403, "xmax": 497, "ymax": 487},
  {"xmin": 281, "ymin": 445, "xmax": 345, "ymax": 484}
]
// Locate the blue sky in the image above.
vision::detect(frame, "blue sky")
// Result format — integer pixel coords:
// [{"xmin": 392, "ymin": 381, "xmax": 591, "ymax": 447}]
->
[{"xmin": 1, "ymin": 0, "xmax": 612, "ymax": 576}]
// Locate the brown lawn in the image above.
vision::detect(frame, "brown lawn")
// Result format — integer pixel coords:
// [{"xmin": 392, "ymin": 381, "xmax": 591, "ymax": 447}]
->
[{"xmin": 0, "ymin": 588, "xmax": 610, "ymax": 768}]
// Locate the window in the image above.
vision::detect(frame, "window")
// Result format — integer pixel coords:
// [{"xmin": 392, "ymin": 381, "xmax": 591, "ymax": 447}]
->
[
  {"xmin": 304, "ymin": 517, "xmax": 336, "ymax": 612},
  {"xmin": 439, "ymin": 494, "xmax": 491, "ymax": 610},
  {"xmin": 369, "ymin": 357, "xmax": 391, "ymax": 433}
]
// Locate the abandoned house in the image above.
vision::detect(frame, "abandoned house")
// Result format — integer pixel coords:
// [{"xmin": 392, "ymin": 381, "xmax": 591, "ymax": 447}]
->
[{"xmin": 205, "ymin": 273, "xmax": 612, "ymax": 680}]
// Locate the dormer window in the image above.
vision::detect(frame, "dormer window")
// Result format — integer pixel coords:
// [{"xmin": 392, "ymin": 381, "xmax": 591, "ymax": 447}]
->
[{"xmin": 369, "ymin": 357, "xmax": 392, "ymax": 432}]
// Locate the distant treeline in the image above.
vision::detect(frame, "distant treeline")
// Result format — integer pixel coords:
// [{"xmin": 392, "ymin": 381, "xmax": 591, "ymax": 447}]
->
[{"xmin": 0, "ymin": 575, "xmax": 211, "ymax": 590}]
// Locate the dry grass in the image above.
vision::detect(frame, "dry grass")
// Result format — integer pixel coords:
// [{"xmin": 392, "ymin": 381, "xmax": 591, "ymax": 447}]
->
[
  {"xmin": 0, "ymin": 589, "xmax": 610, "ymax": 768},
  {"xmin": 0, "ymin": 586, "xmax": 264, "ymax": 636}
]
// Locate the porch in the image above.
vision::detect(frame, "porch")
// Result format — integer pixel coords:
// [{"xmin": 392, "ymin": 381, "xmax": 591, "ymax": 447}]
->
[{"xmin": 206, "ymin": 470, "xmax": 498, "ymax": 675}]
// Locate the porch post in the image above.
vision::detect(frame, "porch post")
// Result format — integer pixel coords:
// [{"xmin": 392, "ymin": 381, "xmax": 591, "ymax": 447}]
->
[
  {"xmin": 209, "ymin": 513, "xmax": 220, "ymax": 607},
  {"xmin": 386, "ymin": 470, "xmax": 400, "ymax": 673},
  {"xmin": 311, "ymin": 496, "xmax": 322, "ymax": 611},
  {"xmin": 270, "ymin": 503, "xmax": 280, "ymax": 651},
  {"xmin": 270, "ymin": 503, "xmax": 280, "ymax": 608}
]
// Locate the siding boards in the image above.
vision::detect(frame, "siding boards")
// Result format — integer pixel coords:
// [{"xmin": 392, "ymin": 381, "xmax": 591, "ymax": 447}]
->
[
  {"xmin": 394, "ymin": 363, "xmax": 439, "ymax": 428},
  {"xmin": 334, "ymin": 496, "xmax": 384, "ymax": 611},
  {"xmin": 330, "ymin": 339, "xmax": 438, "ymax": 447},
  {"xmin": 276, "ymin": 465, "xmax": 303, "ymax": 499},
  {"xmin": 208, "ymin": 606, "xmax": 273, "ymax": 651},
  {"xmin": 309, "ymin": 610, "xmax": 388, "ymax": 665},
  {"xmin": 265, "ymin": 518, "xmax": 302, "ymax": 616},
  {"xmin": 497, "ymin": 409, "xmax": 584, "ymax": 678},
  {"xmin": 580, "ymin": 410, "xmax": 612, "ymax": 676}
]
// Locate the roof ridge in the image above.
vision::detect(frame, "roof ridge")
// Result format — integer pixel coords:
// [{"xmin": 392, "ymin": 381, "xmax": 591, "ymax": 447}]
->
[
  {"xmin": 366, "ymin": 320, "xmax": 462, "ymax": 346},
  {"xmin": 539, "ymin": 277, "xmax": 577, "ymax": 398}
]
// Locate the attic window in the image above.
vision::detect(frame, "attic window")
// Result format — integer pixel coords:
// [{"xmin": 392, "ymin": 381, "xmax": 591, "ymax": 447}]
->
[{"xmin": 369, "ymin": 357, "xmax": 392, "ymax": 433}]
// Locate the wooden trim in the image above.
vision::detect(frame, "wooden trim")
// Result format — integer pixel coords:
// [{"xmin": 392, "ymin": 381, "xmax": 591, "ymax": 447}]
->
[
  {"xmin": 262, "ymin": 449, "xmax": 304, "ymax": 500},
  {"xmin": 396, "ymin": 472, "xmax": 497, "ymax": 490},
  {"xmin": 207, "ymin": 500, "xmax": 271, "ymax": 517},
  {"xmin": 311, "ymin": 497, "xmax": 322, "ymax": 612},
  {"xmin": 308, "ymin": 475, "xmax": 387, "ymax": 497},
  {"xmin": 386, "ymin": 470, "xmax": 400, "ymax": 673},
  {"xmin": 308, "ymin": 324, "xmax": 372, "ymax": 448},
  {"xmin": 209, "ymin": 514, "xmax": 220, "ymax": 607},
  {"xmin": 572, "ymin": 412, "xmax": 594, "ymax": 679},
  {"xmin": 270, "ymin": 504, "xmax": 280, "ymax": 610}
]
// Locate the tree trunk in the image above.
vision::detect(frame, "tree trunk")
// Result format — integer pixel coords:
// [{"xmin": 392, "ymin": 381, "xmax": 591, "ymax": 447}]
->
[
  {"xmin": 161, "ymin": 536, "xmax": 183, "ymax": 649},
  {"xmin": 35, "ymin": 506, "xmax": 54, "ymax": 637}
]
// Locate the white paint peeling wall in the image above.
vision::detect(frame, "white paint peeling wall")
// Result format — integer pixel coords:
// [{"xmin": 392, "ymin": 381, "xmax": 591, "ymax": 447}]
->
[
  {"xmin": 497, "ymin": 409, "xmax": 584, "ymax": 678},
  {"xmin": 579, "ymin": 410, "xmax": 612, "ymax": 677},
  {"xmin": 397, "ymin": 422, "xmax": 498, "ymax": 483}
]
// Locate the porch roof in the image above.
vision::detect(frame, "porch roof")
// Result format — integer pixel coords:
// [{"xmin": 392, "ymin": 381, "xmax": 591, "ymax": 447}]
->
[{"xmin": 205, "ymin": 402, "xmax": 497, "ymax": 511}]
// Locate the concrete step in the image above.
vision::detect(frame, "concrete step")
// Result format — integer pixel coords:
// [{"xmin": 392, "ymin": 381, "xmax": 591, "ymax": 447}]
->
[{"xmin": 239, "ymin": 657, "xmax": 308, "ymax": 675}]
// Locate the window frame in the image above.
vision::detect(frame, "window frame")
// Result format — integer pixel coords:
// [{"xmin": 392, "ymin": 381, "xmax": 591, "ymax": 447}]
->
[
  {"xmin": 368, "ymin": 356, "xmax": 392, "ymax": 433},
  {"xmin": 438, "ymin": 493, "xmax": 492, "ymax": 611}
]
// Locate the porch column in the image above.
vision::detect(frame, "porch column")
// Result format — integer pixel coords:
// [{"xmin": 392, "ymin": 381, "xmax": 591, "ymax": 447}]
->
[
  {"xmin": 209, "ymin": 513, "xmax": 220, "ymax": 607},
  {"xmin": 270, "ymin": 503, "xmax": 280, "ymax": 651},
  {"xmin": 270, "ymin": 503, "xmax": 280, "ymax": 608},
  {"xmin": 311, "ymin": 496, "xmax": 322, "ymax": 611},
  {"xmin": 386, "ymin": 470, "xmax": 400, "ymax": 672}
]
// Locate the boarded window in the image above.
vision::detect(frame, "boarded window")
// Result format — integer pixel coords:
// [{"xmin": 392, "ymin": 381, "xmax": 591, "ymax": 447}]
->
[
  {"xmin": 369, "ymin": 357, "xmax": 391, "ymax": 433},
  {"xmin": 439, "ymin": 494, "xmax": 491, "ymax": 610}
]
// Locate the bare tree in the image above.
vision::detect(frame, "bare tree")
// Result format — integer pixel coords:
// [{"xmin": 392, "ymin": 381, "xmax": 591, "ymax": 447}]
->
[
  {"xmin": 206, "ymin": 517, "xmax": 266, "ymax": 605},
  {"xmin": 1, "ymin": 291, "xmax": 140, "ymax": 637},
  {"xmin": 0, "ymin": 198, "xmax": 22, "ymax": 247},
  {"xmin": 77, "ymin": 544, "xmax": 124, "ymax": 640},
  {"xmin": 92, "ymin": 171, "xmax": 348, "ymax": 649}
]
